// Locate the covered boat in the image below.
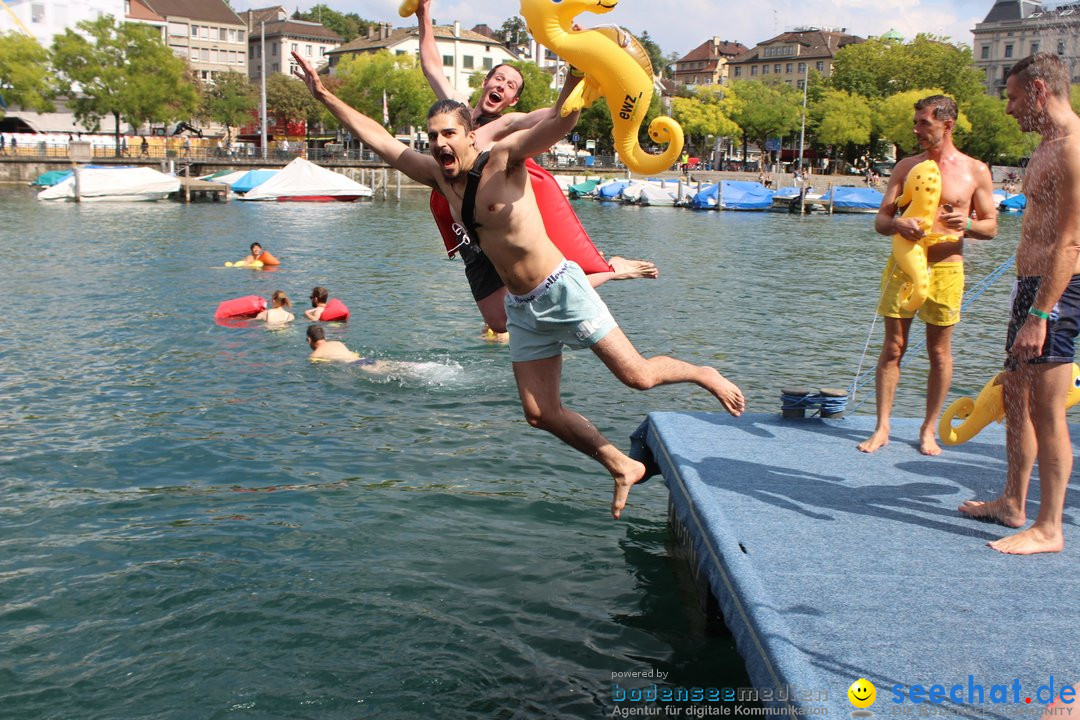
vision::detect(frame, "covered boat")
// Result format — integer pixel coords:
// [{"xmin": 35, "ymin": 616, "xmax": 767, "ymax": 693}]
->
[
  {"xmin": 595, "ymin": 180, "xmax": 630, "ymax": 201},
  {"xmin": 636, "ymin": 183, "xmax": 683, "ymax": 207},
  {"xmin": 567, "ymin": 179, "xmax": 600, "ymax": 198},
  {"xmin": 999, "ymin": 193, "xmax": 1026, "ymax": 213},
  {"xmin": 690, "ymin": 181, "xmax": 773, "ymax": 210},
  {"xmin": 230, "ymin": 169, "xmax": 278, "ymax": 194},
  {"xmin": 238, "ymin": 158, "xmax": 372, "ymax": 202},
  {"xmin": 822, "ymin": 186, "xmax": 884, "ymax": 213},
  {"xmin": 37, "ymin": 166, "xmax": 180, "ymax": 202}
]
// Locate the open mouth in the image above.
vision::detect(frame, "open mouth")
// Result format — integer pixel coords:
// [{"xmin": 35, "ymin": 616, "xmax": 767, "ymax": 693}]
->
[
  {"xmin": 486, "ymin": 91, "xmax": 503, "ymax": 106},
  {"xmin": 438, "ymin": 150, "xmax": 456, "ymax": 170}
]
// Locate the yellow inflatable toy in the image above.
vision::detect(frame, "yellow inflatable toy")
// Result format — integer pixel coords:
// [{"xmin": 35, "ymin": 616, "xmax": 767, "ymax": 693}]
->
[
  {"xmin": 224, "ymin": 260, "xmax": 264, "ymax": 268},
  {"xmin": 519, "ymin": 0, "xmax": 684, "ymax": 177},
  {"xmin": 398, "ymin": 0, "xmax": 418, "ymax": 17},
  {"xmin": 939, "ymin": 363, "xmax": 1080, "ymax": 445},
  {"xmin": 891, "ymin": 159, "xmax": 955, "ymax": 313}
]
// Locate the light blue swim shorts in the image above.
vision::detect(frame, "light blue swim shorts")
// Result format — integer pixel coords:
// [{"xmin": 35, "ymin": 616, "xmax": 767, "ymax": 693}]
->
[{"xmin": 505, "ymin": 261, "xmax": 618, "ymax": 363}]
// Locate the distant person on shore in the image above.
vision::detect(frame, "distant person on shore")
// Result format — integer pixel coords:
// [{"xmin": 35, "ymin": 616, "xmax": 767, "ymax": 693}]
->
[
  {"xmin": 236, "ymin": 242, "xmax": 280, "ymax": 267},
  {"xmin": 304, "ymin": 286, "xmax": 329, "ymax": 321},
  {"xmin": 958, "ymin": 53, "xmax": 1080, "ymax": 555},
  {"xmin": 293, "ymin": 50, "xmax": 744, "ymax": 519},
  {"xmin": 858, "ymin": 94, "xmax": 998, "ymax": 456},
  {"xmin": 0, "ymin": 134, "xmax": 5, "ymax": 156},
  {"xmin": 410, "ymin": 0, "xmax": 657, "ymax": 339},
  {"xmin": 140, "ymin": 136, "xmax": 149, "ymax": 157},
  {"xmin": 307, "ymin": 325, "xmax": 387, "ymax": 369},
  {"xmin": 256, "ymin": 290, "xmax": 295, "ymax": 324}
]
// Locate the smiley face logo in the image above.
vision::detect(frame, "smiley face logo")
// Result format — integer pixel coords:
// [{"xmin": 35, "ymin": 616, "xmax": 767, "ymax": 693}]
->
[{"xmin": 848, "ymin": 678, "xmax": 877, "ymax": 709}]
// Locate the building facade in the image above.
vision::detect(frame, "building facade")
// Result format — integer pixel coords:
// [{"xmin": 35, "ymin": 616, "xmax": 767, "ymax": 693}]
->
[
  {"xmin": 244, "ymin": 6, "xmax": 342, "ymax": 80},
  {"xmin": 726, "ymin": 28, "xmax": 864, "ymax": 88},
  {"xmin": 143, "ymin": 0, "xmax": 247, "ymax": 83},
  {"xmin": 673, "ymin": 38, "xmax": 748, "ymax": 87},
  {"xmin": 325, "ymin": 22, "xmax": 517, "ymax": 96},
  {"xmin": 972, "ymin": 0, "xmax": 1080, "ymax": 96},
  {"xmin": 0, "ymin": 0, "xmax": 124, "ymax": 46}
]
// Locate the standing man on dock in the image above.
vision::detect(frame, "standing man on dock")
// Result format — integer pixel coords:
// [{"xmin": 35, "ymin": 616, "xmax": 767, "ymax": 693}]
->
[
  {"xmin": 959, "ymin": 53, "xmax": 1080, "ymax": 554},
  {"xmin": 857, "ymin": 95, "xmax": 998, "ymax": 455},
  {"xmin": 292, "ymin": 51, "xmax": 744, "ymax": 519}
]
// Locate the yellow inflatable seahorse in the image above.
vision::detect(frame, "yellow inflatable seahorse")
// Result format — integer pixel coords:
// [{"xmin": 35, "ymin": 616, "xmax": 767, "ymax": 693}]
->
[
  {"xmin": 519, "ymin": 0, "xmax": 684, "ymax": 176},
  {"xmin": 939, "ymin": 363, "xmax": 1080, "ymax": 445},
  {"xmin": 892, "ymin": 159, "xmax": 948, "ymax": 313}
]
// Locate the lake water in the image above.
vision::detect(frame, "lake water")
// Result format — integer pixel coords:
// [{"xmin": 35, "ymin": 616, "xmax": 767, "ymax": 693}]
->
[{"xmin": 0, "ymin": 186, "xmax": 1021, "ymax": 718}]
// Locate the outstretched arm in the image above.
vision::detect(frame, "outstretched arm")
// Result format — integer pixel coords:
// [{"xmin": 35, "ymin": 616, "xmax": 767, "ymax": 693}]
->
[
  {"xmin": 415, "ymin": 0, "xmax": 467, "ymax": 103},
  {"xmin": 497, "ymin": 74, "xmax": 583, "ymax": 162},
  {"xmin": 292, "ymin": 52, "xmax": 438, "ymax": 187}
]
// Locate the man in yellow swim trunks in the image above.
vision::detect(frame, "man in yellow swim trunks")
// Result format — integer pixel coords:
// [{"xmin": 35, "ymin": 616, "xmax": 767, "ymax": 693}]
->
[{"xmin": 858, "ymin": 95, "xmax": 998, "ymax": 456}]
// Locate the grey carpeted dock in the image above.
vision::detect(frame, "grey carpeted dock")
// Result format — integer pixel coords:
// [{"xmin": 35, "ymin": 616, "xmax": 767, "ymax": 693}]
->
[{"xmin": 632, "ymin": 412, "xmax": 1078, "ymax": 719}]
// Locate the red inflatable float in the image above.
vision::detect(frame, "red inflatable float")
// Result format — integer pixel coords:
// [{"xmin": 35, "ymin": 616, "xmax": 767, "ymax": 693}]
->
[
  {"xmin": 429, "ymin": 159, "xmax": 612, "ymax": 275},
  {"xmin": 214, "ymin": 295, "xmax": 267, "ymax": 320},
  {"xmin": 320, "ymin": 298, "xmax": 350, "ymax": 322}
]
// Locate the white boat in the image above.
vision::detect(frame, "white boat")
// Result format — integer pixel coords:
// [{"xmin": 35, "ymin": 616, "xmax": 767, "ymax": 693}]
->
[
  {"xmin": 636, "ymin": 183, "xmax": 683, "ymax": 207},
  {"xmin": 237, "ymin": 157, "xmax": 372, "ymax": 202},
  {"xmin": 37, "ymin": 166, "xmax": 180, "ymax": 202}
]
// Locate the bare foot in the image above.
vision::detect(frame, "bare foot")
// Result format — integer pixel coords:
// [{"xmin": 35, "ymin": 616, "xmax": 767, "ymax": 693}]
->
[
  {"xmin": 856, "ymin": 429, "xmax": 889, "ymax": 453},
  {"xmin": 988, "ymin": 524, "xmax": 1064, "ymax": 555},
  {"xmin": 957, "ymin": 498, "xmax": 1026, "ymax": 528},
  {"xmin": 702, "ymin": 367, "xmax": 744, "ymax": 416},
  {"xmin": 919, "ymin": 427, "xmax": 942, "ymax": 456},
  {"xmin": 612, "ymin": 458, "xmax": 648, "ymax": 519},
  {"xmin": 608, "ymin": 256, "xmax": 659, "ymax": 280}
]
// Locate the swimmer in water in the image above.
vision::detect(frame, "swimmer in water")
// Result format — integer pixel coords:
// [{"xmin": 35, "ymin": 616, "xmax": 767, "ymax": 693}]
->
[{"xmin": 306, "ymin": 325, "xmax": 386, "ymax": 370}]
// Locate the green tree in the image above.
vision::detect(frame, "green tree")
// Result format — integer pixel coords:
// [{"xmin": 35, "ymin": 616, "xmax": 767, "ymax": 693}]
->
[
  {"xmin": 467, "ymin": 60, "xmax": 555, "ymax": 113},
  {"xmin": 958, "ymin": 92, "xmax": 1035, "ymax": 165},
  {"xmin": 200, "ymin": 71, "xmax": 256, "ymax": 145},
  {"xmin": 334, "ymin": 51, "xmax": 434, "ymax": 131},
  {"xmin": 266, "ymin": 73, "xmax": 320, "ymax": 133},
  {"xmin": 810, "ymin": 89, "xmax": 873, "ymax": 147},
  {"xmin": 671, "ymin": 86, "xmax": 739, "ymax": 156},
  {"xmin": 0, "ymin": 31, "xmax": 55, "ymax": 116},
  {"xmin": 292, "ymin": 5, "xmax": 374, "ymax": 42},
  {"xmin": 576, "ymin": 101, "xmax": 613, "ymax": 156},
  {"xmin": 499, "ymin": 16, "xmax": 530, "ymax": 47},
  {"xmin": 729, "ymin": 79, "xmax": 802, "ymax": 164},
  {"xmin": 52, "ymin": 16, "xmax": 198, "ymax": 154},
  {"xmin": 830, "ymin": 34, "xmax": 984, "ymax": 105}
]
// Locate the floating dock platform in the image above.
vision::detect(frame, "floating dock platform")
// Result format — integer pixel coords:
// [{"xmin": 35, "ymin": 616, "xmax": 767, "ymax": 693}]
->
[{"xmin": 634, "ymin": 412, "xmax": 1078, "ymax": 719}]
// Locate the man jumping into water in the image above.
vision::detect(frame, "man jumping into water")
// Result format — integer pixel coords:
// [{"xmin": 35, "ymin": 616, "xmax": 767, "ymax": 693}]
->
[
  {"xmin": 959, "ymin": 53, "xmax": 1080, "ymax": 554},
  {"xmin": 858, "ymin": 95, "xmax": 997, "ymax": 456},
  {"xmin": 412, "ymin": 0, "xmax": 656, "ymax": 339},
  {"xmin": 293, "ymin": 51, "xmax": 744, "ymax": 519}
]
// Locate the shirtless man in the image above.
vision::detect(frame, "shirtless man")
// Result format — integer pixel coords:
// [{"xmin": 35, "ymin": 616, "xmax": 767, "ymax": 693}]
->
[
  {"xmin": 304, "ymin": 286, "xmax": 328, "ymax": 321},
  {"xmin": 307, "ymin": 325, "xmax": 388, "ymax": 370},
  {"xmin": 293, "ymin": 51, "xmax": 744, "ymax": 519},
  {"xmin": 858, "ymin": 95, "xmax": 998, "ymax": 455},
  {"xmin": 959, "ymin": 53, "xmax": 1080, "ymax": 554},
  {"xmin": 413, "ymin": 0, "xmax": 656, "ymax": 338}
]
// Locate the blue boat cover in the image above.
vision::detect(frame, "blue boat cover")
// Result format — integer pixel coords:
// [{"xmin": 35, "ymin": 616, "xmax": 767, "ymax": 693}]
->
[
  {"xmin": 231, "ymin": 169, "xmax": 278, "ymax": 194},
  {"xmin": 595, "ymin": 180, "xmax": 629, "ymax": 200},
  {"xmin": 823, "ymin": 185, "xmax": 883, "ymax": 209},
  {"xmin": 1000, "ymin": 193, "xmax": 1026, "ymax": 212}
]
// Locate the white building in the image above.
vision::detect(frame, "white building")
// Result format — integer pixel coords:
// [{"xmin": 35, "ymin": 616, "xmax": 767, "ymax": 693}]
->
[
  {"xmin": 243, "ymin": 6, "xmax": 342, "ymax": 80},
  {"xmin": 325, "ymin": 22, "xmax": 517, "ymax": 96},
  {"xmin": 0, "ymin": 0, "xmax": 123, "ymax": 47},
  {"xmin": 972, "ymin": 0, "xmax": 1080, "ymax": 96}
]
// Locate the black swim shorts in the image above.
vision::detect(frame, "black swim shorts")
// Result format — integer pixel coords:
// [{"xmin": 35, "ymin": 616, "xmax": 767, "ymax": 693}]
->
[
  {"xmin": 459, "ymin": 242, "xmax": 505, "ymax": 302},
  {"xmin": 1005, "ymin": 274, "xmax": 1080, "ymax": 370}
]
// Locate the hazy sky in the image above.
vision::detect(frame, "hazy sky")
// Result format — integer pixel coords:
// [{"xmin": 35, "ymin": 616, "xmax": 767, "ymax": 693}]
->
[{"xmin": 234, "ymin": 0, "xmax": 996, "ymax": 57}]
